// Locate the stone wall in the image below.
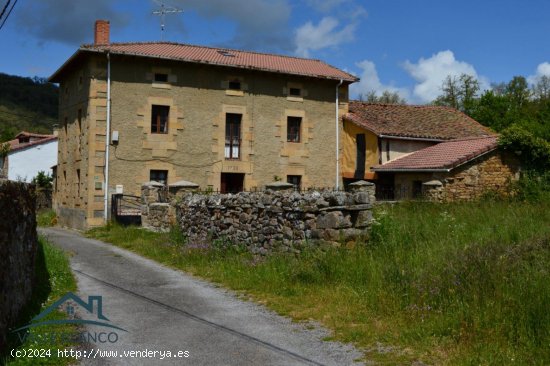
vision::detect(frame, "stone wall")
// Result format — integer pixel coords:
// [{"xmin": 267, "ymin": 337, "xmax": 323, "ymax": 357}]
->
[
  {"xmin": 142, "ymin": 181, "xmax": 375, "ymax": 254},
  {"xmin": 0, "ymin": 180, "xmax": 38, "ymax": 351},
  {"xmin": 36, "ymin": 188, "xmax": 52, "ymax": 210},
  {"xmin": 393, "ymin": 150, "xmax": 521, "ymax": 202}
]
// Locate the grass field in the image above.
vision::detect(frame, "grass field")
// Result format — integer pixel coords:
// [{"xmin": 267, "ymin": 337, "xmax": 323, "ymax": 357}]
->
[
  {"xmin": 4, "ymin": 237, "xmax": 78, "ymax": 366},
  {"xmin": 86, "ymin": 198, "xmax": 550, "ymax": 365}
]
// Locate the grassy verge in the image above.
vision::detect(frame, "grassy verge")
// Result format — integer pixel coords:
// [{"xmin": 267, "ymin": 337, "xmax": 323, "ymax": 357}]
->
[
  {"xmin": 86, "ymin": 199, "xmax": 550, "ymax": 365},
  {"xmin": 36, "ymin": 210, "xmax": 56, "ymax": 228},
  {"xmin": 3, "ymin": 237, "xmax": 78, "ymax": 365}
]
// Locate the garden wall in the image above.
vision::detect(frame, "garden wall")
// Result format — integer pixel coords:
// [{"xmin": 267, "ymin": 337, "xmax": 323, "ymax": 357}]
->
[
  {"xmin": 0, "ymin": 180, "xmax": 38, "ymax": 351},
  {"xmin": 141, "ymin": 181, "xmax": 376, "ymax": 254}
]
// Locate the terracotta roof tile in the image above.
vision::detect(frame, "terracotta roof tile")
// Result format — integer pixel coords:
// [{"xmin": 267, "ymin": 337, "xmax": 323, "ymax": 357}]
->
[
  {"xmin": 345, "ymin": 102, "xmax": 495, "ymax": 140},
  {"xmin": 373, "ymin": 136, "xmax": 498, "ymax": 172},
  {"xmin": 8, "ymin": 132, "xmax": 57, "ymax": 153},
  {"xmin": 75, "ymin": 42, "xmax": 357, "ymax": 82}
]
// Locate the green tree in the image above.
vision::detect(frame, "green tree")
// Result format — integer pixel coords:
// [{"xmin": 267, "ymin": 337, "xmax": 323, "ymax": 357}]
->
[
  {"xmin": 434, "ymin": 74, "xmax": 480, "ymax": 114},
  {"xmin": 32, "ymin": 171, "xmax": 53, "ymax": 189},
  {"xmin": 358, "ymin": 90, "xmax": 406, "ymax": 104}
]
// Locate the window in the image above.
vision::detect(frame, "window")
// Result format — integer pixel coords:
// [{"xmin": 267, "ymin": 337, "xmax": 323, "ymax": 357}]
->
[
  {"xmin": 354, "ymin": 133, "xmax": 366, "ymax": 179},
  {"xmin": 287, "ymin": 175, "xmax": 302, "ymax": 191},
  {"xmin": 151, "ymin": 105, "xmax": 169, "ymax": 134},
  {"xmin": 77, "ymin": 109, "xmax": 82, "ymax": 133},
  {"xmin": 76, "ymin": 169, "xmax": 81, "ymax": 197},
  {"xmin": 413, "ymin": 181, "xmax": 423, "ymax": 199},
  {"xmin": 228, "ymin": 80, "xmax": 241, "ymax": 90},
  {"xmin": 289, "ymin": 87, "xmax": 301, "ymax": 96},
  {"xmin": 154, "ymin": 73, "xmax": 168, "ymax": 82},
  {"xmin": 287, "ymin": 116, "xmax": 301, "ymax": 142},
  {"xmin": 150, "ymin": 170, "xmax": 168, "ymax": 185},
  {"xmin": 225, "ymin": 113, "xmax": 241, "ymax": 160}
]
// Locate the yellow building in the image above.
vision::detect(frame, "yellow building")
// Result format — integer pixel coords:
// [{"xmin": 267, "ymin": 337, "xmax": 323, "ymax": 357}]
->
[
  {"xmin": 49, "ymin": 20, "xmax": 357, "ymax": 229},
  {"xmin": 341, "ymin": 101, "xmax": 499, "ymax": 199}
]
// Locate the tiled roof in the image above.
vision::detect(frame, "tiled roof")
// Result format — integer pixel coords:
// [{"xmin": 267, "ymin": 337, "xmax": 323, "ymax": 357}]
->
[
  {"xmin": 372, "ymin": 136, "xmax": 498, "ymax": 172},
  {"xmin": 345, "ymin": 102, "xmax": 495, "ymax": 140},
  {"xmin": 7, "ymin": 132, "xmax": 58, "ymax": 153},
  {"xmin": 51, "ymin": 42, "xmax": 358, "ymax": 82}
]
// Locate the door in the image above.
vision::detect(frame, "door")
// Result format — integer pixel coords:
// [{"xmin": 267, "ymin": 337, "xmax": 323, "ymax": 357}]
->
[{"xmin": 221, "ymin": 173, "xmax": 244, "ymax": 193}]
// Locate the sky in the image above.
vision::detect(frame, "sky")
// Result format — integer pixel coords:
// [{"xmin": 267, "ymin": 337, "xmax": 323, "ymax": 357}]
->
[{"xmin": 1, "ymin": 0, "xmax": 549, "ymax": 104}]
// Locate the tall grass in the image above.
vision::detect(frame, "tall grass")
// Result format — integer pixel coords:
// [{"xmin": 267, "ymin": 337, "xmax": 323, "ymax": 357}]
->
[{"xmin": 87, "ymin": 199, "xmax": 550, "ymax": 365}]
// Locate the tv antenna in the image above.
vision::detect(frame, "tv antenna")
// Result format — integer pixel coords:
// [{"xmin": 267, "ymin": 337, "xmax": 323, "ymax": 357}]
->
[{"xmin": 152, "ymin": 0, "xmax": 183, "ymax": 40}]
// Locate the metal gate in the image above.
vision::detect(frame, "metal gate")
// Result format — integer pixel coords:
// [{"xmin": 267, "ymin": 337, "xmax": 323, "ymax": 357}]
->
[{"xmin": 111, "ymin": 194, "xmax": 142, "ymax": 226}]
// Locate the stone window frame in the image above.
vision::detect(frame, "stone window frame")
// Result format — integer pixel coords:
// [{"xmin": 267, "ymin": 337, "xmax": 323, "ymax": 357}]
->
[
  {"xmin": 284, "ymin": 82, "xmax": 307, "ymax": 102},
  {"xmin": 147, "ymin": 67, "xmax": 177, "ymax": 89},
  {"xmin": 222, "ymin": 76, "xmax": 247, "ymax": 97}
]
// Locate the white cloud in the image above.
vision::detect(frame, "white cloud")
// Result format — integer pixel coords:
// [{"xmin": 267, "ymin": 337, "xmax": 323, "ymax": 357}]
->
[
  {"xmin": 528, "ymin": 62, "xmax": 550, "ymax": 85},
  {"xmin": 402, "ymin": 50, "xmax": 488, "ymax": 103},
  {"xmin": 294, "ymin": 17, "xmax": 356, "ymax": 57},
  {"xmin": 350, "ymin": 60, "xmax": 410, "ymax": 101},
  {"xmin": 306, "ymin": 0, "xmax": 349, "ymax": 12}
]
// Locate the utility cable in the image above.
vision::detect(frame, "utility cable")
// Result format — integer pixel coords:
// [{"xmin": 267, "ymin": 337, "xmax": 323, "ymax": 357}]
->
[
  {"xmin": 0, "ymin": 0, "xmax": 17, "ymax": 30},
  {"xmin": 0, "ymin": 0, "xmax": 11, "ymax": 23}
]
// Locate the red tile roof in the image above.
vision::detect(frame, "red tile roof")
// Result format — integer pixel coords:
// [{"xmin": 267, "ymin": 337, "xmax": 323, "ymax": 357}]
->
[
  {"xmin": 50, "ymin": 42, "xmax": 358, "ymax": 83},
  {"xmin": 345, "ymin": 102, "xmax": 495, "ymax": 140},
  {"xmin": 8, "ymin": 132, "xmax": 58, "ymax": 153},
  {"xmin": 372, "ymin": 136, "xmax": 499, "ymax": 172}
]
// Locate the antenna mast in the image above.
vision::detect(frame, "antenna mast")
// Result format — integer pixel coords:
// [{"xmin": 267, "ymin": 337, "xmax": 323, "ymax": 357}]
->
[{"xmin": 152, "ymin": 0, "xmax": 183, "ymax": 40}]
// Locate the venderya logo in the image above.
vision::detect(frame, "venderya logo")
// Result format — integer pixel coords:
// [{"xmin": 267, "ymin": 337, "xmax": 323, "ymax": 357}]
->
[{"xmin": 13, "ymin": 292, "xmax": 126, "ymax": 344}]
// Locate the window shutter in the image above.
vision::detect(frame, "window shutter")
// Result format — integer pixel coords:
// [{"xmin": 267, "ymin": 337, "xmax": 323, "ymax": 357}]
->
[
  {"xmin": 282, "ymin": 87, "xmax": 288, "ymax": 95},
  {"xmin": 303, "ymin": 89, "xmax": 308, "ymax": 97},
  {"xmin": 168, "ymin": 74, "xmax": 178, "ymax": 83},
  {"xmin": 221, "ymin": 80, "xmax": 229, "ymax": 89}
]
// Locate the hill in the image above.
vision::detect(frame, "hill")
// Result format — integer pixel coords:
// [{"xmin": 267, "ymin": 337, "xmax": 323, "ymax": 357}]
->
[{"xmin": 0, "ymin": 73, "xmax": 59, "ymax": 142}]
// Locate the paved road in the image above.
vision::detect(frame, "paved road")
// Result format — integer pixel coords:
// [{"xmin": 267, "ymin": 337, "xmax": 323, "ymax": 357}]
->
[{"xmin": 40, "ymin": 228, "xmax": 364, "ymax": 366}]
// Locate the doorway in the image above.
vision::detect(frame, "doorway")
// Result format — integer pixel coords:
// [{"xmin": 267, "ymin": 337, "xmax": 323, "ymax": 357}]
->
[{"xmin": 221, "ymin": 173, "xmax": 244, "ymax": 193}]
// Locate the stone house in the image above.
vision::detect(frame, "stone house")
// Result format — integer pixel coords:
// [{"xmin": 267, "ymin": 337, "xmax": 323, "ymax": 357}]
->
[
  {"xmin": 49, "ymin": 20, "xmax": 357, "ymax": 229},
  {"xmin": 341, "ymin": 102, "xmax": 519, "ymax": 200},
  {"xmin": 372, "ymin": 136, "xmax": 520, "ymax": 201},
  {"xmin": 1, "ymin": 132, "xmax": 58, "ymax": 182}
]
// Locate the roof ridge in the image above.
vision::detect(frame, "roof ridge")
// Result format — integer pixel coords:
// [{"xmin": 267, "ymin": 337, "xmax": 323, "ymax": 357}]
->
[
  {"xmin": 446, "ymin": 135, "xmax": 499, "ymax": 142},
  {"xmin": 82, "ymin": 41, "xmax": 330, "ymax": 63},
  {"xmin": 349, "ymin": 101, "xmax": 465, "ymax": 110}
]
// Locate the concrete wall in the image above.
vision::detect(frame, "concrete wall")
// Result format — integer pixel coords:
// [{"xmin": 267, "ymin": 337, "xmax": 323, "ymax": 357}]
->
[
  {"xmin": 54, "ymin": 53, "xmax": 350, "ymax": 229},
  {"xmin": 7, "ymin": 140, "xmax": 58, "ymax": 182},
  {"xmin": 380, "ymin": 138, "xmax": 435, "ymax": 164},
  {"xmin": 0, "ymin": 180, "xmax": 38, "ymax": 351}
]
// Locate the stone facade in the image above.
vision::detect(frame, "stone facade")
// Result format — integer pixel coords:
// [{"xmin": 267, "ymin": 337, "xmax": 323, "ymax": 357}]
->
[
  {"xmin": 0, "ymin": 180, "xmax": 38, "ymax": 351},
  {"xmin": 141, "ymin": 181, "xmax": 375, "ymax": 254},
  {"xmin": 392, "ymin": 150, "xmax": 521, "ymax": 201},
  {"xmin": 53, "ymin": 53, "xmax": 350, "ymax": 229}
]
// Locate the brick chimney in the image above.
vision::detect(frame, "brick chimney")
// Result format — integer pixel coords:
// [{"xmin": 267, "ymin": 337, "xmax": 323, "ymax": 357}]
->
[{"xmin": 94, "ymin": 20, "xmax": 110, "ymax": 45}]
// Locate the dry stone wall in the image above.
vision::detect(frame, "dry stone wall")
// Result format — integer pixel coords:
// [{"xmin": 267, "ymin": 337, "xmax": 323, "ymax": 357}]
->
[
  {"xmin": 0, "ymin": 180, "xmax": 38, "ymax": 351},
  {"xmin": 141, "ymin": 181, "xmax": 376, "ymax": 254}
]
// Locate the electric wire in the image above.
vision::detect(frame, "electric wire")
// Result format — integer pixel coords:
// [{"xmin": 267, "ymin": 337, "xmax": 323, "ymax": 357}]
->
[
  {"xmin": 0, "ymin": 0, "xmax": 12, "ymax": 23},
  {"xmin": 0, "ymin": 0, "xmax": 17, "ymax": 30}
]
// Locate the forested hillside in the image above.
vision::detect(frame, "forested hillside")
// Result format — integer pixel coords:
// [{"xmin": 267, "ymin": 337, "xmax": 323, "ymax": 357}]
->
[{"xmin": 0, "ymin": 73, "xmax": 58, "ymax": 142}]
